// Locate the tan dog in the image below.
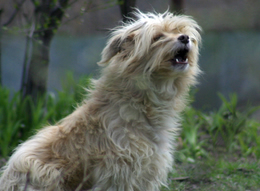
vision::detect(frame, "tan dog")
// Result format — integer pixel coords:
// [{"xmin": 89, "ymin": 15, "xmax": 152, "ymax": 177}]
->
[{"xmin": 0, "ymin": 10, "xmax": 201, "ymax": 191}]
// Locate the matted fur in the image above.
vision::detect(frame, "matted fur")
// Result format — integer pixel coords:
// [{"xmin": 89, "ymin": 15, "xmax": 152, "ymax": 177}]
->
[{"xmin": 0, "ymin": 10, "xmax": 201, "ymax": 191}]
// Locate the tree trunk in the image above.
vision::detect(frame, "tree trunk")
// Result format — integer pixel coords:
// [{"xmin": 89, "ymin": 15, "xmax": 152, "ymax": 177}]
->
[
  {"xmin": 118, "ymin": 0, "xmax": 136, "ymax": 22},
  {"xmin": 23, "ymin": 0, "xmax": 69, "ymax": 101},
  {"xmin": 23, "ymin": 35, "xmax": 51, "ymax": 100}
]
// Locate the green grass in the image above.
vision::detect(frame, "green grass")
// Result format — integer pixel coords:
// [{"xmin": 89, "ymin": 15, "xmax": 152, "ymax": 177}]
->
[
  {"xmin": 0, "ymin": 74, "xmax": 260, "ymax": 190},
  {"xmin": 165, "ymin": 93, "xmax": 260, "ymax": 191},
  {"xmin": 163, "ymin": 156, "xmax": 260, "ymax": 191}
]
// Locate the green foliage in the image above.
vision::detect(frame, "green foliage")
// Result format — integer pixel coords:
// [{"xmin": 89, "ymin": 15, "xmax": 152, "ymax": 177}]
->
[
  {"xmin": 177, "ymin": 106, "xmax": 208, "ymax": 163},
  {"xmin": 177, "ymin": 93, "xmax": 260, "ymax": 163},
  {"xmin": 0, "ymin": 73, "xmax": 91, "ymax": 157},
  {"xmin": 0, "ymin": 88, "xmax": 22, "ymax": 157},
  {"xmin": 0, "ymin": 76, "xmax": 259, "ymax": 163},
  {"xmin": 203, "ymin": 94, "xmax": 260, "ymax": 152}
]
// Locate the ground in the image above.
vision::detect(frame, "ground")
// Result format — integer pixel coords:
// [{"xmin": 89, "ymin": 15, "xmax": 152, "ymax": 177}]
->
[{"xmin": 163, "ymin": 154, "xmax": 260, "ymax": 191}]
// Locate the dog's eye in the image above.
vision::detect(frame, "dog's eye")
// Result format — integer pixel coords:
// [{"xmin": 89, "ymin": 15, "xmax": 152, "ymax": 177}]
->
[
  {"xmin": 153, "ymin": 34, "xmax": 164, "ymax": 42},
  {"xmin": 190, "ymin": 37, "xmax": 197, "ymax": 44}
]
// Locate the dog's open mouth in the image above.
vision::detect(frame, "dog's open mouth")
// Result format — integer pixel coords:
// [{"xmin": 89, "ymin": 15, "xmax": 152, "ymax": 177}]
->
[{"xmin": 170, "ymin": 48, "xmax": 189, "ymax": 67}]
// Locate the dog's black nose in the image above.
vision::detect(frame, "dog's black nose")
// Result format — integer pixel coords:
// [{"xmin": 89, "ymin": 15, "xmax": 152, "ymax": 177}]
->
[{"xmin": 178, "ymin": 35, "xmax": 189, "ymax": 44}]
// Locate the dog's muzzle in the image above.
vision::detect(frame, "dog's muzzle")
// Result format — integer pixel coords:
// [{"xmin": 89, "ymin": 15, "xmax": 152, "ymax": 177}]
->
[{"xmin": 169, "ymin": 34, "xmax": 191, "ymax": 70}]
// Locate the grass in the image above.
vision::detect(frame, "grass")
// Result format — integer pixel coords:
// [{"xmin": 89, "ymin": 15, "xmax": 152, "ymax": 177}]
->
[
  {"xmin": 163, "ymin": 156, "xmax": 260, "ymax": 191},
  {"xmin": 166, "ymin": 92, "xmax": 260, "ymax": 190},
  {"xmin": 0, "ymin": 74, "xmax": 260, "ymax": 190}
]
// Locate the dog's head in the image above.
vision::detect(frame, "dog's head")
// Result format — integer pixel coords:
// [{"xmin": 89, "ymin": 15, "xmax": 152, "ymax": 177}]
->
[{"xmin": 98, "ymin": 10, "xmax": 201, "ymax": 79}]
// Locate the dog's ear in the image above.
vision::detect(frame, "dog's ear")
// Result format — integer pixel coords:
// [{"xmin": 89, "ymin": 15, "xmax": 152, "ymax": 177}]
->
[
  {"xmin": 98, "ymin": 35, "xmax": 122, "ymax": 66},
  {"xmin": 98, "ymin": 34, "xmax": 135, "ymax": 66}
]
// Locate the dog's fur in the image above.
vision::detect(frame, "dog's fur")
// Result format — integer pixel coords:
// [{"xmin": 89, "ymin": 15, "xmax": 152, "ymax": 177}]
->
[{"xmin": 0, "ymin": 10, "xmax": 201, "ymax": 191}]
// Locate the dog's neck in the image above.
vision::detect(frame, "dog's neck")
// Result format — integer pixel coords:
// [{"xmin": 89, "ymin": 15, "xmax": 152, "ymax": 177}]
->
[{"xmin": 91, "ymin": 72, "xmax": 189, "ymax": 113}]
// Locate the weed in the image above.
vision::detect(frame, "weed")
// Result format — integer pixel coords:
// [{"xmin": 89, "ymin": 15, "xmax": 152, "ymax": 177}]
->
[
  {"xmin": 0, "ymin": 88, "xmax": 22, "ymax": 156},
  {"xmin": 177, "ymin": 93, "xmax": 260, "ymax": 162},
  {"xmin": 177, "ymin": 106, "xmax": 208, "ymax": 163},
  {"xmin": 0, "ymin": 73, "xmax": 90, "ymax": 157}
]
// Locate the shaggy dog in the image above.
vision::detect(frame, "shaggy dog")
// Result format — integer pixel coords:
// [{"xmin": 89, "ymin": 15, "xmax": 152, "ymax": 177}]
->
[{"xmin": 0, "ymin": 10, "xmax": 201, "ymax": 191}]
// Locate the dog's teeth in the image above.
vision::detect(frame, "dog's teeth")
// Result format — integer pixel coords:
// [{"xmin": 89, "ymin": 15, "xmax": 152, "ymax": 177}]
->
[{"xmin": 175, "ymin": 58, "xmax": 188, "ymax": 63}]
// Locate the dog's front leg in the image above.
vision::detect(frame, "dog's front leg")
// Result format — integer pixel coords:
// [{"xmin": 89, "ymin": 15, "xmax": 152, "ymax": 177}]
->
[{"xmin": 0, "ymin": 125, "xmax": 84, "ymax": 191}]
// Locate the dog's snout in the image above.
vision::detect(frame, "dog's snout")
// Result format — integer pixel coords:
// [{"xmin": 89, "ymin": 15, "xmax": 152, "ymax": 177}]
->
[{"xmin": 178, "ymin": 35, "xmax": 189, "ymax": 44}]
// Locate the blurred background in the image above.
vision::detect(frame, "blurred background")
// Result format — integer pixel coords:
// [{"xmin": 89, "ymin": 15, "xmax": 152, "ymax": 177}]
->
[{"xmin": 0, "ymin": 0, "xmax": 260, "ymax": 115}]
